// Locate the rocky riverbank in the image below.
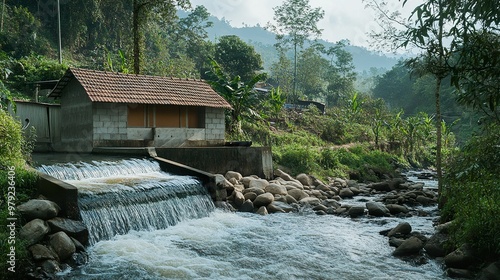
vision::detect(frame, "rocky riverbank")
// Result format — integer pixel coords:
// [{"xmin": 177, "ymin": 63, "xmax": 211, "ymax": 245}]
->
[
  {"xmin": 215, "ymin": 169, "xmax": 500, "ymax": 279},
  {"xmin": 16, "ymin": 199, "xmax": 89, "ymax": 279}
]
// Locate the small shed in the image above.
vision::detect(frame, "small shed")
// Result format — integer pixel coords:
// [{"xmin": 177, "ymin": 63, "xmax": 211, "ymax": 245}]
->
[{"xmin": 49, "ymin": 68, "xmax": 231, "ymax": 152}]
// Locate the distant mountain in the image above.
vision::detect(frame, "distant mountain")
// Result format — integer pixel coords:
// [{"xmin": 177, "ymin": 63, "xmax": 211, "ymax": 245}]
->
[{"xmin": 178, "ymin": 10, "xmax": 400, "ymax": 73}]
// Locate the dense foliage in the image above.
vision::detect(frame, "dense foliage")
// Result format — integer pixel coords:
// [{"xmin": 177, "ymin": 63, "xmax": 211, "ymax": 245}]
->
[
  {"xmin": 0, "ymin": 108, "xmax": 39, "ymax": 279},
  {"xmin": 442, "ymin": 124, "xmax": 500, "ymax": 256}
]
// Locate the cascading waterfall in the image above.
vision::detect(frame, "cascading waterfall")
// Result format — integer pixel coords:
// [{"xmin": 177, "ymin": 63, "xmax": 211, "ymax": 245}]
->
[{"xmin": 37, "ymin": 158, "xmax": 215, "ymax": 245}]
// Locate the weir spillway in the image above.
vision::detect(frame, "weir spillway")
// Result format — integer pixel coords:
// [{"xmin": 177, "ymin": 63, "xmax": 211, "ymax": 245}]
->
[{"xmin": 37, "ymin": 158, "xmax": 215, "ymax": 245}]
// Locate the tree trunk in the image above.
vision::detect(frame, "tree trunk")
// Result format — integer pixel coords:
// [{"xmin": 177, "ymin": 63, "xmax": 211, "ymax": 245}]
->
[{"xmin": 133, "ymin": 0, "xmax": 141, "ymax": 74}]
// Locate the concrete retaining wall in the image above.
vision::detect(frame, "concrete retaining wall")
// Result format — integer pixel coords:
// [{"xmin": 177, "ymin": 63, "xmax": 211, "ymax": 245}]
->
[
  {"xmin": 36, "ymin": 172, "xmax": 80, "ymax": 220},
  {"xmin": 156, "ymin": 147, "xmax": 273, "ymax": 179}
]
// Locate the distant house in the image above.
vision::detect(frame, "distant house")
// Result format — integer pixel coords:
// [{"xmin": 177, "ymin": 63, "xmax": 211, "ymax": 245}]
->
[{"xmin": 48, "ymin": 68, "xmax": 231, "ymax": 152}]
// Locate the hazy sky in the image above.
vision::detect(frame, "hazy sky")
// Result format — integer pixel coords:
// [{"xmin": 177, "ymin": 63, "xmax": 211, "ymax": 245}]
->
[{"xmin": 189, "ymin": 0, "xmax": 419, "ymax": 49}]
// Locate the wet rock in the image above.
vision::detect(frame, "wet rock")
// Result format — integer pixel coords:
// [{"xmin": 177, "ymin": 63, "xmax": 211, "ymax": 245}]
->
[
  {"xmin": 446, "ymin": 268, "xmax": 474, "ymax": 279},
  {"xmin": 444, "ymin": 244, "xmax": 478, "ymax": 269},
  {"xmin": 416, "ymin": 195, "xmax": 436, "ymax": 205},
  {"xmin": 40, "ymin": 259, "xmax": 61, "ymax": 274},
  {"xmin": 389, "ymin": 237, "xmax": 405, "ymax": 247},
  {"xmin": 266, "ymin": 202, "xmax": 286, "ymax": 213},
  {"xmin": 17, "ymin": 199, "xmax": 60, "ymax": 221},
  {"xmin": 299, "ymin": 197, "xmax": 321, "ymax": 206},
  {"xmin": 49, "ymin": 231, "xmax": 76, "ymax": 261},
  {"xmin": 47, "ymin": 217, "xmax": 89, "ymax": 245},
  {"xmin": 214, "ymin": 201, "xmax": 236, "ymax": 211},
  {"xmin": 233, "ymin": 191, "xmax": 245, "ymax": 207},
  {"xmin": 386, "ymin": 204, "xmax": 409, "ymax": 215},
  {"xmin": 285, "ymin": 194, "xmax": 298, "ymax": 204},
  {"xmin": 265, "ymin": 183, "xmax": 288, "ymax": 195},
  {"xmin": 387, "ymin": 222, "xmax": 412, "ymax": 237},
  {"xmin": 393, "ymin": 236, "xmax": 424, "ymax": 256},
  {"xmin": 436, "ymin": 220, "xmax": 454, "ymax": 234},
  {"xmin": 29, "ymin": 244, "xmax": 58, "ymax": 261},
  {"xmin": 20, "ymin": 219, "xmax": 50, "ymax": 246},
  {"xmin": 270, "ymin": 201, "xmax": 296, "ymax": 213},
  {"xmin": 366, "ymin": 202, "xmax": 390, "ymax": 217},
  {"xmin": 424, "ymin": 232, "xmax": 449, "ymax": 258},
  {"xmin": 243, "ymin": 192, "xmax": 258, "ymax": 201},
  {"xmin": 368, "ymin": 181, "xmax": 392, "ymax": 192},
  {"xmin": 253, "ymin": 193, "xmax": 274, "ymax": 207},
  {"xmin": 339, "ymin": 188, "xmax": 354, "ymax": 198},
  {"xmin": 322, "ymin": 199, "xmax": 341, "ymax": 209},
  {"xmin": 225, "ymin": 171, "xmax": 242, "ymax": 181},
  {"xmin": 256, "ymin": 206, "xmax": 268, "ymax": 215},
  {"xmin": 315, "ymin": 210, "xmax": 327, "ymax": 215},
  {"xmin": 348, "ymin": 206, "xmax": 365, "ymax": 218},
  {"xmin": 288, "ymin": 189, "xmax": 309, "ymax": 201},
  {"xmin": 477, "ymin": 261, "xmax": 500, "ymax": 280},
  {"xmin": 312, "ymin": 204, "xmax": 328, "ymax": 212},
  {"xmin": 239, "ymin": 200, "xmax": 254, "ymax": 213}
]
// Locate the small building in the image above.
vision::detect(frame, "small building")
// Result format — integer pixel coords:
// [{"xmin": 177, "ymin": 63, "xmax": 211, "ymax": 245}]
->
[{"xmin": 48, "ymin": 68, "xmax": 232, "ymax": 152}]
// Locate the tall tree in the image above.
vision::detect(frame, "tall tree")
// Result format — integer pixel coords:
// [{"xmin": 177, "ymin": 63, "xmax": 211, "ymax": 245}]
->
[
  {"xmin": 267, "ymin": 0, "xmax": 324, "ymax": 103},
  {"xmin": 132, "ymin": 0, "xmax": 190, "ymax": 74},
  {"xmin": 214, "ymin": 35, "xmax": 263, "ymax": 82}
]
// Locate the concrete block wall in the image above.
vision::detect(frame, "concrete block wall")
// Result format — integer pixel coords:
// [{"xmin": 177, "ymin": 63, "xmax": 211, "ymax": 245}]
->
[
  {"xmin": 205, "ymin": 107, "xmax": 225, "ymax": 141},
  {"xmin": 93, "ymin": 103, "xmax": 127, "ymax": 141}
]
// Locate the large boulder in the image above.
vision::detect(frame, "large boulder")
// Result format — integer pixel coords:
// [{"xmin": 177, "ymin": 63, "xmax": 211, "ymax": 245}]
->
[
  {"xmin": 386, "ymin": 204, "xmax": 409, "ymax": 215},
  {"xmin": 387, "ymin": 222, "xmax": 412, "ymax": 237},
  {"xmin": 477, "ymin": 261, "xmax": 500, "ymax": 280},
  {"xmin": 296, "ymin": 173, "xmax": 312, "ymax": 186},
  {"xmin": 288, "ymin": 189, "xmax": 309, "ymax": 201},
  {"xmin": 239, "ymin": 200, "xmax": 254, "ymax": 213},
  {"xmin": 253, "ymin": 193, "xmax": 275, "ymax": 207},
  {"xmin": 20, "ymin": 219, "xmax": 50, "ymax": 246},
  {"xmin": 29, "ymin": 244, "xmax": 58, "ymax": 261},
  {"xmin": 225, "ymin": 171, "xmax": 243, "ymax": 181},
  {"xmin": 49, "ymin": 231, "xmax": 76, "ymax": 261},
  {"xmin": 275, "ymin": 169, "xmax": 295, "ymax": 181},
  {"xmin": 444, "ymin": 244, "xmax": 478, "ymax": 269},
  {"xmin": 256, "ymin": 206, "xmax": 268, "ymax": 216},
  {"xmin": 47, "ymin": 217, "xmax": 89, "ymax": 245},
  {"xmin": 299, "ymin": 197, "xmax": 321, "ymax": 206},
  {"xmin": 348, "ymin": 206, "xmax": 365, "ymax": 218},
  {"xmin": 265, "ymin": 183, "xmax": 288, "ymax": 195},
  {"xmin": 393, "ymin": 236, "xmax": 424, "ymax": 256},
  {"xmin": 366, "ymin": 202, "xmax": 390, "ymax": 217},
  {"xmin": 242, "ymin": 187, "xmax": 265, "ymax": 196},
  {"xmin": 233, "ymin": 191, "xmax": 246, "ymax": 207},
  {"xmin": 339, "ymin": 188, "xmax": 354, "ymax": 198},
  {"xmin": 368, "ymin": 182, "xmax": 392, "ymax": 192},
  {"xmin": 243, "ymin": 192, "xmax": 258, "ymax": 201},
  {"xmin": 424, "ymin": 232, "xmax": 449, "ymax": 258},
  {"xmin": 249, "ymin": 179, "xmax": 269, "ymax": 189},
  {"xmin": 17, "ymin": 199, "xmax": 60, "ymax": 221}
]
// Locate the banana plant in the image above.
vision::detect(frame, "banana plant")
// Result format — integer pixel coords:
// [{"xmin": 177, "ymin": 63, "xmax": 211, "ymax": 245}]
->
[{"xmin": 206, "ymin": 58, "xmax": 267, "ymax": 136}]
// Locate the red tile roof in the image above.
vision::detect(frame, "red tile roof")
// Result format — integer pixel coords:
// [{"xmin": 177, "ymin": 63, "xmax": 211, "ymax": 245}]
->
[{"xmin": 49, "ymin": 68, "xmax": 232, "ymax": 109}]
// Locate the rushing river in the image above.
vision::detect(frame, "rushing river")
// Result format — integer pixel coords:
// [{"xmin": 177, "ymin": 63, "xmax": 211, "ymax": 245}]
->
[
  {"xmin": 35, "ymin": 156, "xmax": 448, "ymax": 280},
  {"xmin": 62, "ymin": 210, "xmax": 446, "ymax": 280}
]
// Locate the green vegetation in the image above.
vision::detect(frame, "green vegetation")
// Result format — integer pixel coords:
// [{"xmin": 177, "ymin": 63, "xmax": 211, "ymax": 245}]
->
[
  {"xmin": 442, "ymin": 124, "xmax": 500, "ymax": 256},
  {"xmin": 0, "ymin": 108, "xmax": 39, "ymax": 279}
]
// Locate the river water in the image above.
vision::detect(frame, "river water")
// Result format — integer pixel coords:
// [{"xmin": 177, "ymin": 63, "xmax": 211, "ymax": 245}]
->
[{"xmin": 35, "ymin": 156, "xmax": 448, "ymax": 279}]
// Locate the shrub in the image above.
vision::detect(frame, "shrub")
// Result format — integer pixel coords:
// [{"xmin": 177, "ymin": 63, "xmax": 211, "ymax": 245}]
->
[
  {"xmin": 0, "ymin": 109, "xmax": 38, "ymax": 279},
  {"xmin": 442, "ymin": 124, "xmax": 500, "ymax": 256}
]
